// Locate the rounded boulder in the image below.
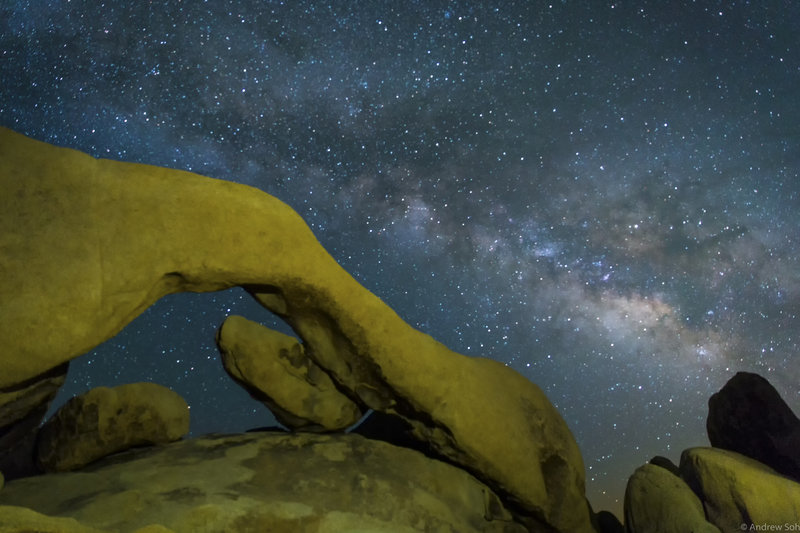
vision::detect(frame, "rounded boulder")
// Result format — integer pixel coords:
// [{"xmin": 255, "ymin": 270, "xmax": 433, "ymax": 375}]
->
[{"xmin": 36, "ymin": 382, "xmax": 189, "ymax": 472}]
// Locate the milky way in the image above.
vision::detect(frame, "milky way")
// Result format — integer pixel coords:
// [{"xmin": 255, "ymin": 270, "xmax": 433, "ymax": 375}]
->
[{"xmin": 2, "ymin": 1, "xmax": 798, "ymax": 514}]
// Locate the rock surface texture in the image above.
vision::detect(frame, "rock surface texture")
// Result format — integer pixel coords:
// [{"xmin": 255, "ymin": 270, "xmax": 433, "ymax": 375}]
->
[
  {"xmin": 0, "ymin": 363, "xmax": 68, "ymax": 480},
  {"xmin": 0, "ymin": 432, "xmax": 526, "ymax": 533},
  {"xmin": 216, "ymin": 315, "xmax": 363, "ymax": 432},
  {"xmin": 0, "ymin": 126, "xmax": 594, "ymax": 532},
  {"xmin": 624, "ymin": 463, "xmax": 720, "ymax": 533},
  {"xmin": 680, "ymin": 447, "xmax": 800, "ymax": 532},
  {"xmin": 707, "ymin": 371, "xmax": 800, "ymax": 481},
  {"xmin": 36, "ymin": 382, "xmax": 189, "ymax": 472}
]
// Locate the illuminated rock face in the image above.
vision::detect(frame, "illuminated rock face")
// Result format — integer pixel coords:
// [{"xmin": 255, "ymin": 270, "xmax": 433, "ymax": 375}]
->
[
  {"xmin": 679, "ymin": 447, "xmax": 800, "ymax": 532},
  {"xmin": 0, "ymin": 127, "xmax": 593, "ymax": 532},
  {"xmin": 624, "ymin": 462, "xmax": 720, "ymax": 533},
  {"xmin": 216, "ymin": 315, "xmax": 364, "ymax": 432},
  {"xmin": 0, "ymin": 432, "xmax": 526, "ymax": 533},
  {"xmin": 35, "ymin": 382, "xmax": 190, "ymax": 472}
]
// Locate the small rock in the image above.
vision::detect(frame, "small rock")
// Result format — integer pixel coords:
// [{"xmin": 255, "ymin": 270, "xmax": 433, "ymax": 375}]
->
[
  {"xmin": 624, "ymin": 462, "xmax": 720, "ymax": 533},
  {"xmin": 216, "ymin": 315, "xmax": 363, "ymax": 432},
  {"xmin": 707, "ymin": 371, "xmax": 800, "ymax": 481},
  {"xmin": 680, "ymin": 446, "xmax": 800, "ymax": 532},
  {"xmin": 36, "ymin": 382, "xmax": 189, "ymax": 472}
]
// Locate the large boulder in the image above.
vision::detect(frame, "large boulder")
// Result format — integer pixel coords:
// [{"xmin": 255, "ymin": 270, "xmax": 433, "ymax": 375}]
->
[
  {"xmin": 0, "ymin": 127, "xmax": 593, "ymax": 531},
  {"xmin": 216, "ymin": 315, "xmax": 363, "ymax": 432},
  {"xmin": 679, "ymin": 447, "xmax": 800, "ymax": 531},
  {"xmin": 36, "ymin": 382, "xmax": 189, "ymax": 472},
  {"xmin": 707, "ymin": 371, "xmax": 800, "ymax": 481},
  {"xmin": 624, "ymin": 462, "xmax": 720, "ymax": 533},
  {"xmin": 0, "ymin": 362, "xmax": 68, "ymax": 480},
  {"xmin": 0, "ymin": 432, "xmax": 527, "ymax": 533}
]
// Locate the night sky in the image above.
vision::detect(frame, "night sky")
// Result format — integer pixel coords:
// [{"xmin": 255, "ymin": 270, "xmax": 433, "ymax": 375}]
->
[{"xmin": 2, "ymin": 0, "xmax": 798, "ymax": 515}]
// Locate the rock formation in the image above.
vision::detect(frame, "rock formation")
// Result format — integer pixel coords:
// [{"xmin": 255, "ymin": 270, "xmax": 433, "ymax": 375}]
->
[
  {"xmin": 216, "ymin": 315, "xmax": 363, "ymax": 432},
  {"xmin": 0, "ymin": 127, "xmax": 594, "ymax": 531},
  {"xmin": 35, "ymin": 382, "xmax": 189, "ymax": 472},
  {"xmin": 707, "ymin": 371, "xmax": 800, "ymax": 481},
  {"xmin": 0, "ymin": 362, "xmax": 68, "ymax": 480},
  {"xmin": 1, "ymin": 432, "xmax": 526, "ymax": 533},
  {"xmin": 624, "ymin": 372, "xmax": 800, "ymax": 532},
  {"xmin": 624, "ymin": 462, "xmax": 720, "ymax": 533},
  {"xmin": 680, "ymin": 447, "xmax": 800, "ymax": 532},
  {"xmin": 0, "ymin": 505, "xmax": 107, "ymax": 533}
]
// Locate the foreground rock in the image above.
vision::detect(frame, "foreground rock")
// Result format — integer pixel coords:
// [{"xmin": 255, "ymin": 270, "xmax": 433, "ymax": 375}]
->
[
  {"xmin": 680, "ymin": 447, "xmax": 800, "ymax": 531},
  {"xmin": 216, "ymin": 315, "xmax": 362, "ymax": 432},
  {"xmin": 0, "ymin": 505, "xmax": 107, "ymax": 533},
  {"xmin": 0, "ymin": 432, "xmax": 526, "ymax": 533},
  {"xmin": 0, "ymin": 363, "xmax": 68, "ymax": 480},
  {"xmin": 36, "ymin": 382, "xmax": 189, "ymax": 472},
  {"xmin": 707, "ymin": 371, "xmax": 800, "ymax": 481},
  {"xmin": 624, "ymin": 462, "xmax": 720, "ymax": 533},
  {"xmin": 0, "ymin": 127, "xmax": 593, "ymax": 531}
]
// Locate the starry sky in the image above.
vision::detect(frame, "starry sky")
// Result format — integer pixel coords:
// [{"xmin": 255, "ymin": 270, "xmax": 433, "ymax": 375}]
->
[{"xmin": 2, "ymin": 0, "xmax": 799, "ymax": 515}]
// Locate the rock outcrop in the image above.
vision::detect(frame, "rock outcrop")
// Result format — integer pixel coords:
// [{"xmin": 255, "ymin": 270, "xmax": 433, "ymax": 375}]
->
[
  {"xmin": 0, "ymin": 432, "xmax": 527, "ymax": 533},
  {"xmin": 0, "ymin": 505, "xmax": 107, "ymax": 533},
  {"xmin": 0, "ymin": 362, "xmax": 68, "ymax": 480},
  {"xmin": 216, "ymin": 315, "xmax": 363, "ymax": 432},
  {"xmin": 0, "ymin": 126, "xmax": 594, "ymax": 532},
  {"xmin": 36, "ymin": 382, "xmax": 189, "ymax": 472},
  {"xmin": 679, "ymin": 447, "xmax": 800, "ymax": 531},
  {"xmin": 624, "ymin": 462, "xmax": 720, "ymax": 533},
  {"xmin": 707, "ymin": 371, "xmax": 800, "ymax": 481}
]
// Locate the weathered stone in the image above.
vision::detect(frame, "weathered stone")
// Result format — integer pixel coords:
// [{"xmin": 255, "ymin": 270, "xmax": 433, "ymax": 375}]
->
[
  {"xmin": 679, "ymin": 447, "xmax": 800, "ymax": 532},
  {"xmin": 0, "ymin": 127, "xmax": 593, "ymax": 531},
  {"xmin": 216, "ymin": 315, "xmax": 363, "ymax": 432},
  {"xmin": 1, "ymin": 432, "xmax": 527, "ymax": 533},
  {"xmin": 0, "ymin": 362, "xmax": 68, "ymax": 480},
  {"xmin": 36, "ymin": 382, "xmax": 189, "ymax": 472},
  {"xmin": 624, "ymin": 462, "xmax": 719, "ymax": 533},
  {"xmin": 0, "ymin": 505, "xmax": 107, "ymax": 533},
  {"xmin": 707, "ymin": 371, "xmax": 800, "ymax": 481}
]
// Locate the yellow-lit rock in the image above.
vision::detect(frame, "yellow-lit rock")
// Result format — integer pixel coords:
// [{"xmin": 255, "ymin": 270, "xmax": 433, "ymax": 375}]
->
[
  {"xmin": 0, "ymin": 432, "xmax": 525, "ymax": 533},
  {"xmin": 36, "ymin": 382, "xmax": 189, "ymax": 472},
  {"xmin": 0, "ymin": 505, "xmax": 106, "ymax": 533},
  {"xmin": 624, "ymin": 462, "xmax": 720, "ymax": 533},
  {"xmin": 0, "ymin": 127, "xmax": 592, "ymax": 531},
  {"xmin": 216, "ymin": 315, "xmax": 363, "ymax": 431},
  {"xmin": 680, "ymin": 447, "xmax": 800, "ymax": 531}
]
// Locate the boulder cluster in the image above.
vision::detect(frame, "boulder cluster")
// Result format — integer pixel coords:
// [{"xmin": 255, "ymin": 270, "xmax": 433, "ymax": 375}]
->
[
  {"xmin": 0, "ymin": 127, "xmax": 798, "ymax": 532},
  {"xmin": 624, "ymin": 371, "xmax": 800, "ymax": 533}
]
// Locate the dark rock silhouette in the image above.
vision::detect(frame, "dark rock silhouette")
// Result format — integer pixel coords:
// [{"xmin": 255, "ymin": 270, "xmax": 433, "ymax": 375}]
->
[
  {"xmin": 0, "ymin": 363, "xmax": 68, "ymax": 480},
  {"xmin": 648, "ymin": 455, "xmax": 680, "ymax": 477},
  {"xmin": 707, "ymin": 371, "xmax": 800, "ymax": 481}
]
